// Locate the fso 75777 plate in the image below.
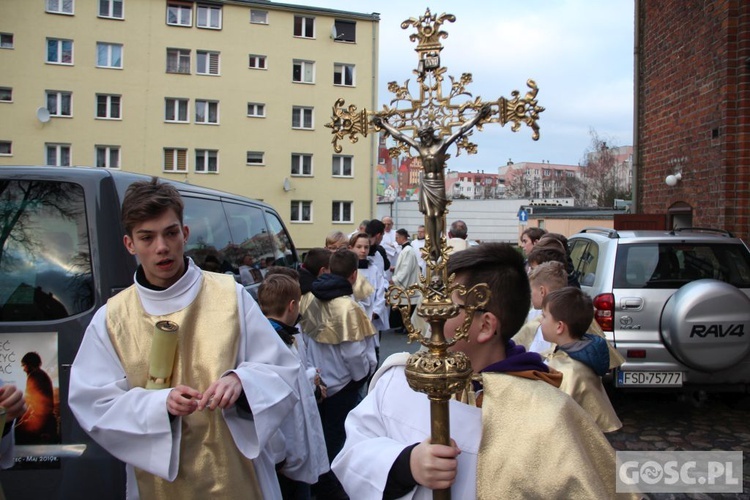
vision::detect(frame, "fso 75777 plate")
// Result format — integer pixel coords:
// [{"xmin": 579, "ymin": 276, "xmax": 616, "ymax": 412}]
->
[{"xmin": 616, "ymin": 371, "xmax": 683, "ymax": 387}]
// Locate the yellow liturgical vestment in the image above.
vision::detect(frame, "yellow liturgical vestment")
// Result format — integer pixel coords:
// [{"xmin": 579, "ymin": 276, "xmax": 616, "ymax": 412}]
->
[{"xmin": 106, "ymin": 272, "xmax": 262, "ymax": 500}]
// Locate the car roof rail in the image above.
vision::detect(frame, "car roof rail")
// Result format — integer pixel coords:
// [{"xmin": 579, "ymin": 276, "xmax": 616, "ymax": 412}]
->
[
  {"xmin": 669, "ymin": 227, "xmax": 735, "ymax": 238},
  {"xmin": 579, "ymin": 227, "xmax": 620, "ymax": 239}
]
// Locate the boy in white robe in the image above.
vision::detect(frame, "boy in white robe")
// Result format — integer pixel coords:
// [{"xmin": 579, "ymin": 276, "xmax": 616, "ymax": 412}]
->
[
  {"xmin": 69, "ymin": 178, "xmax": 302, "ymax": 499},
  {"xmin": 332, "ymin": 243, "xmax": 625, "ymax": 499}
]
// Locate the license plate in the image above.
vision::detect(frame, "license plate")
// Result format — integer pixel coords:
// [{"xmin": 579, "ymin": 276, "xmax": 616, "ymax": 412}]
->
[{"xmin": 616, "ymin": 371, "xmax": 683, "ymax": 387}]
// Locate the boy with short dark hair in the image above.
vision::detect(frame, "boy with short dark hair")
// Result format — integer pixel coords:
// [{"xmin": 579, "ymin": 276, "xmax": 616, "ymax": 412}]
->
[
  {"xmin": 300, "ymin": 249, "xmax": 377, "ymax": 498},
  {"xmin": 332, "ymin": 243, "xmax": 621, "ymax": 498},
  {"xmin": 540, "ymin": 287, "xmax": 622, "ymax": 432}
]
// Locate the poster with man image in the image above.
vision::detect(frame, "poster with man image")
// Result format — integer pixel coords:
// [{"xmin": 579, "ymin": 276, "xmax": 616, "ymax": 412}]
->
[{"xmin": 0, "ymin": 332, "xmax": 60, "ymax": 469}]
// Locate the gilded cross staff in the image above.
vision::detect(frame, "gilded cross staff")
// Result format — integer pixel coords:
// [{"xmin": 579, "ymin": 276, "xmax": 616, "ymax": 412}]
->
[{"xmin": 326, "ymin": 9, "xmax": 543, "ymax": 499}]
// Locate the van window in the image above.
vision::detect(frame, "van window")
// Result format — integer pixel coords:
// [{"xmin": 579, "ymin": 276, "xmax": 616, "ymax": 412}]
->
[
  {"xmin": 223, "ymin": 201, "xmax": 272, "ymax": 272},
  {"xmin": 182, "ymin": 196, "xmax": 233, "ymax": 274},
  {"xmin": 0, "ymin": 180, "xmax": 94, "ymax": 321},
  {"xmin": 570, "ymin": 239, "xmax": 598, "ymax": 286},
  {"xmin": 265, "ymin": 210, "xmax": 297, "ymax": 267}
]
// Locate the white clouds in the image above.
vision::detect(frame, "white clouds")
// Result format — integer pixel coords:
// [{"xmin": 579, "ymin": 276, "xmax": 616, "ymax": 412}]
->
[{"xmin": 289, "ymin": 0, "xmax": 634, "ymax": 169}]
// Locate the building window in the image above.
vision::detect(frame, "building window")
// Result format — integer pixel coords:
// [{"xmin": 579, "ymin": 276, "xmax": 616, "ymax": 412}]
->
[
  {"xmin": 96, "ymin": 94, "xmax": 121, "ymax": 119},
  {"xmin": 197, "ymin": 4, "xmax": 221, "ymax": 29},
  {"xmin": 0, "ymin": 87, "xmax": 11, "ymax": 102},
  {"xmin": 248, "ymin": 54, "xmax": 266, "ymax": 69},
  {"xmin": 166, "ymin": 48, "xmax": 190, "ymax": 74},
  {"xmin": 164, "ymin": 148, "xmax": 187, "ymax": 172},
  {"xmin": 165, "ymin": 97, "xmax": 188, "ymax": 122},
  {"xmin": 47, "ymin": 38, "xmax": 73, "ymax": 64},
  {"xmin": 291, "ymin": 153, "xmax": 312, "ymax": 176},
  {"xmin": 46, "ymin": 143, "xmax": 71, "ymax": 166},
  {"xmin": 292, "ymin": 60, "xmax": 315, "ymax": 84},
  {"xmin": 0, "ymin": 141, "xmax": 11, "ymax": 156},
  {"xmin": 96, "ymin": 42, "xmax": 123, "ymax": 68},
  {"xmin": 332, "ymin": 155, "xmax": 353, "ymax": 177},
  {"xmin": 196, "ymin": 50, "xmax": 220, "ymax": 75},
  {"xmin": 96, "ymin": 145, "xmax": 120, "ymax": 168},
  {"xmin": 250, "ymin": 10, "xmax": 267, "ymax": 24},
  {"xmin": 246, "ymin": 151, "xmax": 264, "ymax": 165},
  {"xmin": 247, "ymin": 102, "xmax": 265, "ymax": 117},
  {"xmin": 292, "ymin": 106, "xmax": 313, "ymax": 129},
  {"xmin": 195, "ymin": 149, "xmax": 218, "ymax": 173},
  {"xmin": 543, "ymin": 169, "xmax": 550, "ymax": 176},
  {"xmin": 293, "ymin": 16, "xmax": 314, "ymax": 38},
  {"xmin": 99, "ymin": 0, "xmax": 123, "ymax": 19},
  {"xmin": 333, "ymin": 20, "xmax": 356, "ymax": 42},
  {"xmin": 47, "ymin": 90, "xmax": 72, "ymax": 117},
  {"xmin": 46, "ymin": 0, "xmax": 74, "ymax": 15},
  {"xmin": 333, "ymin": 63, "xmax": 355, "ymax": 86},
  {"xmin": 0, "ymin": 33, "xmax": 13, "ymax": 49},
  {"xmin": 332, "ymin": 201, "xmax": 352, "ymax": 223},
  {"xmin": 195, "ymin": 100, "xmax": 218, "ymax": 124},
  {"xmin": 167, "ymin": 3, "xmax": 192, "ymax": 26},
  {"xmin": 291, "ymin": 201, "xmax": 312, "ymax": 222}
]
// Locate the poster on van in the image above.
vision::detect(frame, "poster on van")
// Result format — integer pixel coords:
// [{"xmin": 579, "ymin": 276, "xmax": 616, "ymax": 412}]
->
[{"xmin": 0, "ymin": 332, "xmax": 60, "ymax": 469}]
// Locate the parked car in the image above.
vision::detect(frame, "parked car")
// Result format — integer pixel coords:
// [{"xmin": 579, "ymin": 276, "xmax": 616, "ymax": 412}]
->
[
  {"xmin": 568, "ymin": 227, "xmax": 750, "ymax": 393},
  {"xmin": 0, "ymin": 166, "xmax": 299, "ymax": 499}
]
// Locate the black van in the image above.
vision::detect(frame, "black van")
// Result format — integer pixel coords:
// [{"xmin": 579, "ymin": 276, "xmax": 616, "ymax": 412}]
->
[{"xmin": 0, "ymin": 166, "xmax": 299, "ymax": 499}]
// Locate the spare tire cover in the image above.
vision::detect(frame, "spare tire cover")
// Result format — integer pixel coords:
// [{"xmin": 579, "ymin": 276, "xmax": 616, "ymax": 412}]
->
[{"xmin": 661, "ymin": 279, "xmax": 750, "ymax": 372}]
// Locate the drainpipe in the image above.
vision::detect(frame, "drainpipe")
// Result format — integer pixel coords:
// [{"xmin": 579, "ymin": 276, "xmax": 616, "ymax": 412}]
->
[
  {"xmin": 370, "ymin": 14, "xmax": 380, "ymax": 220},
  {"xmin": 631, "ymin": 0, "xmax": 641, "ymax": 214}
]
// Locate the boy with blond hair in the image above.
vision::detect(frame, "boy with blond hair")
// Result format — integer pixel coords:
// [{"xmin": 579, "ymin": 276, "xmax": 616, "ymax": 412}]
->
[{"xmin": 540, "ymin": 287, "xmax": 622, "ymax": 432}]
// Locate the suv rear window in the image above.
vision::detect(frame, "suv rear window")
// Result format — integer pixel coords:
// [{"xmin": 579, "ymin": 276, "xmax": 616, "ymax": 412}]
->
[
  {"xmin": 614, "ymin": 242, "xmax": 750, "ymax": 288},
  {"xmin": 0, "ymin": 180, "xmax": 94, "ymax": 321}
]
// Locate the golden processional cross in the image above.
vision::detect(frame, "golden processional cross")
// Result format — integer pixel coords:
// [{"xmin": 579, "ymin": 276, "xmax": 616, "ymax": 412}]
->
[{"xmin": 326, "ymin": 9, "xmax": 543, "ymax": 499}]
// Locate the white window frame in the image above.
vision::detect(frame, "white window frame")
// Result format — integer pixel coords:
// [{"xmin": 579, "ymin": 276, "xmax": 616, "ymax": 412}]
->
[
  {"xmin": 46, "ymin": 90, "xmax": 72, "ymax": 117},
  {"xmin": 195, "ymin": 100, "xmax": 219, "ymax": 125},
  {"xmin": 46, "ymin": 143, "xmax": 71, "ymax": 166},
  {"xmin": 96, "ymin": 42, "xmax": 123, "ymax": 69},
  {"xmin": 0, "ymin": 141, "xmax": 11, "ymax": 156},
  {"xmin": 47, "ymin": 38, "xmax": 73, "ymax": 65},
  {"xmin": 334, "ymin": 63, "xmax": 355, "ymax": 87},
  {"xmin": 197, "ymin": 4, "xmax": 222, "ymax": 29},
  {"xmin": 46, "ymin": 0, "xmax": 74, "ymax": 15},
  {"xmin": 332, "ymin": 201, "xmax": 353, "ymax": 223},
  {"xmin": 99, "ymin": 0, "xmax": 123, "ymax": 19},
  {"xmin": 164, "ymin": 148, "xmax": 187, "ymax": 172},
  {"xmin": 247, "ymin": 102, "xmax": 265, "ymax": 117},
  {"xmin": 165, "ymin": 97, "xmax": 189, "ymax": 122},
  {"xmin": 195, "ymin": 149, "xmax": 218, "ymax": 173},
  {"xmin": 332, "ymin": 155, "xmax": 353, "ymax": 177},
  {"xmin": 291, "ymin": 153, "xmax": 312, "ymax": 177},
  {"xmin": 246, "ymin": 151, "xmax": 265, "ymax": 166},
  {"xmin": 292, "ymin": 60, "xmax": 315, "ymax": 84},
  {"xmin": 196, "ymin": 50, "xmax": 220, "ymax": 75},
  {"xmin": 96, "ymin": 94, "xmax": 121, "ymax": 119},
  {"xmin": 166, "ymin": 48, "xmax": 191, "ymax": 74},
  {"xmin": 250, "ymin": 10, "xmax": 268, "ymax": 24},
  {"xmin": 292, "ymin": 106, "xmax": 313, "ymax": 129},
  {"xmin": 0, "ymin": 87, "xmax": 12, "ymax": 102},
  {"xmin": 0, "ymin": 33, "xmax": 13, "ymax": 49},
  {"xmin": 293, "ymin": 16, "xmax": 314, "ymax": 38},
  {"xmin": 248, "ymin": 54, "xmax": 267, "ymax": 69},
  {"xmin": 95, "ymin": 145, "xmax": 120, "ymax": 168},
  {"xmin": 290, "ymin": 200, "xmax": 312, "ymax": 223},
  {"xmin": 166, "ymin": 3, "xmax": 192, "ymax": 27}
]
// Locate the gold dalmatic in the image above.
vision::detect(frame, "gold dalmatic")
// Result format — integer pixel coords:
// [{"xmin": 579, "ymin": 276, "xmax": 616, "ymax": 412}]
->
[{"xmin": 106, "ymin": 273, "xmax": 262, "ymax": 499}]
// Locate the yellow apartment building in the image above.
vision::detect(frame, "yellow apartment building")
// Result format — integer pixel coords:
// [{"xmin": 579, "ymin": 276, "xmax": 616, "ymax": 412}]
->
[{"xmin": 0, "ymin": 0, "xmax": 380, "ymax": 251}]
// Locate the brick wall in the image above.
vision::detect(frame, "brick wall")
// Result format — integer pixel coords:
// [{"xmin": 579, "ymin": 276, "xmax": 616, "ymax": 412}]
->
[{"xmin": 637, "ymin": 0, "xmax": 750, "ymax": 240}]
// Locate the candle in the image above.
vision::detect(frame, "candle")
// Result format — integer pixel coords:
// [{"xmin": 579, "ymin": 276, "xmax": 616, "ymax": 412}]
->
[{"xmin": 146, "ymin": 321, "xmax": 179, "ymax": 390}]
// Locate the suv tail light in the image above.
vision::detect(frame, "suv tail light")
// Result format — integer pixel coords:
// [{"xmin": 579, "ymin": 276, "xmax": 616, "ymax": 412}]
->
[{"xmin": 593, "ymin": 293, "xmax": 615, "ymax": 332}]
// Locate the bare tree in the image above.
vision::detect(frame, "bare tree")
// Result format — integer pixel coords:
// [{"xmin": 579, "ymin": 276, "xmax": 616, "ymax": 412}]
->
[
  {"xmin": 504, "ymin": 166, "xmax": 534, "ymax": 198},
  {"xmin": 581, "ymin": 129, "xmax": 630, "ymax": 207}
]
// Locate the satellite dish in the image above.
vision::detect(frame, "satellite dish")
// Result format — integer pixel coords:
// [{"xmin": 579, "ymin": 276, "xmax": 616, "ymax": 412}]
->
[
  {"xmin": 283, "ymin": 178, "xmax": 292, "ymax": 192},
  {"xmin": 37, "ymin": 106, "xmax": 50, "ymax": 123},
  {"xmin": 330, "ymin": 25, "xmax": 338, "ymax": 39}
]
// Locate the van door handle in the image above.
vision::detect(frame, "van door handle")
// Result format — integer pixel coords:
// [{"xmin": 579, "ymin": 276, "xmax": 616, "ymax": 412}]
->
[{"xmin": 620, "ymin": 297, "xmax": 644, "ymax": 311}]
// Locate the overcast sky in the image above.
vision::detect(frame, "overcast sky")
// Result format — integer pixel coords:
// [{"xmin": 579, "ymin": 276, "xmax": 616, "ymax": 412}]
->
[{"xmin": 289, "ymin": 0, "xmax": 635, "ymax": 172}]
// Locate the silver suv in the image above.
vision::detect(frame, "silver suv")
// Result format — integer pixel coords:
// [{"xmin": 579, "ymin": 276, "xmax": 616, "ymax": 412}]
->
[{"xmin": 567, "ymin": 227, "xmax": 750, "ymax": 392}]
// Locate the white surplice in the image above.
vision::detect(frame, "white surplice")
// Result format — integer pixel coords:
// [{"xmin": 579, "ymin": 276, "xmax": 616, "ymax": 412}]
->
[{"xmin": 69, "ymin": 260, "xmax": 303, "ymax": 500}]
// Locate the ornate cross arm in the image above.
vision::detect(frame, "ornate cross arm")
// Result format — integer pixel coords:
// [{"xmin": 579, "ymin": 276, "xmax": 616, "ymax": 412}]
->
[{"xmin": 324, "ymin": 98, "xmax": 370, "ymax": 153}]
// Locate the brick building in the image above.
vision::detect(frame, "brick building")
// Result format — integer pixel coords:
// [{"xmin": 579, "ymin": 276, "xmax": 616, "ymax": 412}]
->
[{"xmin": 635, "ymin": 0, "xmax": 750, "ymax": 240}]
